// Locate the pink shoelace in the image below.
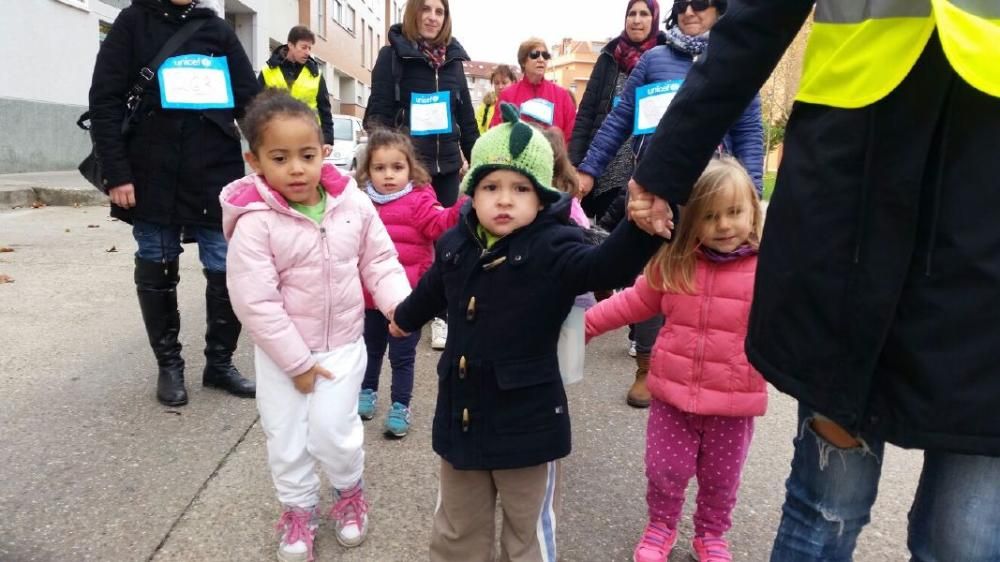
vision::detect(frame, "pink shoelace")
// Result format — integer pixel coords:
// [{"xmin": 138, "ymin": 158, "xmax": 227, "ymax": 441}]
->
[
  {"xmin": 275, "ymin": 508, "xmax": 315, "ymax": 562},
  {"xmin": 329, "ymin": 488, "xmax": 369, "ymax": 531}
]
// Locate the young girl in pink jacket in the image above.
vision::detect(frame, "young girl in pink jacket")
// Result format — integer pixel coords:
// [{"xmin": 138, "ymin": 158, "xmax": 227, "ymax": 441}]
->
[
  {"xmin": 357, "ymin": 128, "xmax": 466, "ymax": 438},
  {"xmin": 585, "ymin": 157, "xmax": 766, "ymax": 562},
  {"xmin": 221, "ymin": 90, "xmax": 411, "ymax": 562}
]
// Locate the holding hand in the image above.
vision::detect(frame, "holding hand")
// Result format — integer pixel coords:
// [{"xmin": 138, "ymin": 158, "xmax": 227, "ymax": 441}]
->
[
  {"xmin": 386, "ymin": 305, "xmax": 411, "ymax": 338},
  {"xmin": 577, "ymin": 171, "xmax": 594, "ymax": 198},
  {"xmin": 627, "ymin": 179, "xmax": 674, "ymax": 239},
  {"xmin": 293, "ymin": 363, "xmax": 335, "ymax": 394}
]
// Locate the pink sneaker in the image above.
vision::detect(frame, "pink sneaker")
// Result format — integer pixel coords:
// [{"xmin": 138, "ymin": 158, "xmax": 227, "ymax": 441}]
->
[
  {"xmin": 329, "ymin": 482, "xmax": 369, "ymax": 547},
  {"xmin": 692, "ymin": 535, "xmax": 733, "ymax": 562},
  {"xmin": 633, "ymin": 521, "xmax": 677, "ymax": 562},
  {"xmin": 274, "ymin": 505, "xmax": 317, "ymax": 562}
]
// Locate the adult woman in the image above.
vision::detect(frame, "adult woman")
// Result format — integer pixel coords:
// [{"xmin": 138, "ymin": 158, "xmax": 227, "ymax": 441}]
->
[
  {"xmin": 577, "ymin": 0, "xmax": 763, "ymax": 408},
  {"xmin": 489, "ymin": 38, "xmax": 577, "ymax": 142},
  {"xmin": 89, "ymin": 0, "xmax": 259, "ymax": 407},
  {"xmin": 364, "ymin": 0, "xmax": 478, "ymax": 209},
  {"xmin": 474, "ymin": 64, "xmax": 517, "ymax": 134},
  {"xmin": 570, "ymin": 0, "xmax": 666, "ymax": 220}
]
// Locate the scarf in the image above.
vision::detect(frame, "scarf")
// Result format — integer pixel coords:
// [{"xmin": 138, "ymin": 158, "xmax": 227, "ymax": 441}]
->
[
  {"xmin": 365, "ymin": 181, "xmax": 414, "ymax": 204},
  {"xmin": 612, "ymin": 0, "xmax": 662, "ymax": 74},
  {"xmin": 700, "ymin": 243, "xmax": 757, "ymax": 264},
  {"xmin": 666, "ymin": 25, "xmax": 710, "ymax": 57},
  {"xmin": 418, "ymin": 39, "xmax": 448, "ymax": 69}
]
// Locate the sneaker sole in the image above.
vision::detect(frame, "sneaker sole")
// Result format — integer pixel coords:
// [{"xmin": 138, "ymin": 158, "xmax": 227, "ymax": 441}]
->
[
  {"xmin": 276, "ymin": 548, "xmax": 309, "ymax": 562},
  {"xmin": 359, "ymin": 412, "xmax": 375, "ymax": 421},
  {"xmin": 335, "ymin": 529, "xmax": 368, "ymax": 548},
  {"xmin": 384, "ymin": 428, "xmax": 408, "ymax": 438}
]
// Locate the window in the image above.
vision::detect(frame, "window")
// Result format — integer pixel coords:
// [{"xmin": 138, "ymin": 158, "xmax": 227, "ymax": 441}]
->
[
  {"xmin": 361, "ymin": 22, "xmax": 366, "ymax": 67},
  {"xmin": 332, "ymin": 0, "xmax": 343, "ymax": 24},
  {"xmin": 317, "ymin": 0, "xmax": 327, "ymax": 36},
  {"xmin": 54, "ymin": 0, "xmax": 88, "ymax": 10},
  {"xmin": 368, "ymin": 25, "xmax": 374, "ymax": 69},
  {"xmin": 345, "ymin": 5, "xmax": 355, "ymax": 32},
  {"xmin": 333, "ymin": 118, "xmax": 354, "ymax": 141}
]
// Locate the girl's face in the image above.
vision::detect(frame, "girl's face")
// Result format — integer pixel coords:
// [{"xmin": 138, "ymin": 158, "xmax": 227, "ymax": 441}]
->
[
  {"xmin": 368, "ymin": 146, "xmax": 411, "ymax": 195},
  {"xmin": 419, "ymin": 0, "xmax": 447, "ymax": 41},
  {"xmin": 626, "ymin": 2, "xmax": 654, "ymax": 43},
  {"xmin": 244, "ymin": 116, "xmax": 326, "ymax": 206},
  {"xmin": 696, "ymin": 181, "xmax": 755, "ymax": 253},
  {"xmin": 677, "ymin": 4, "xmax": 719, "ymax": 36},
  {"xmin": 492, "ymin": 76, "xmax": 512, "ymax": 96},
  {"xmin": 472, "ymin": 169, "xmax": 543, "ymax": 237}
]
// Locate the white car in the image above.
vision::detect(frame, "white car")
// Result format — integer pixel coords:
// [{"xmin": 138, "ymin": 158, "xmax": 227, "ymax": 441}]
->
[{"xmin": 326, "ymin": 114, "xmax": 367, "ymax": 172}]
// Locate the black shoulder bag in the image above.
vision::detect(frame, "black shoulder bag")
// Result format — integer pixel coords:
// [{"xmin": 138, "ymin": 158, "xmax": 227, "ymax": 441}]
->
[{"xmin": 77, "ymin": 18, "xmax": 207, "ymax": 192}]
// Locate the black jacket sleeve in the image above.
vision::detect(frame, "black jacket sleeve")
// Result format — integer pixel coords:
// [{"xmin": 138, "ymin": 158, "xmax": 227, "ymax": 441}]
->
[
  {"xmin": 569, "ymin": 55, "xmax": 611, "ymax": 165},
  {"xmin": 364, "ymin": 46, "xmax": 400, "ymax": 131},
  {"xmin": 557, "ymin": 219, "xmax": 664, "ymax": 296},
  {"xmin": 88, "ymin": 8, "xmax": 138, "ymax": 189},
  {"xmin": 633, "ymin": 0, "xmax": 814, "ymax": 204},
  {"xmin": 317, "ymin": 75, "xmax": 335, "ymax": 145},
  {"xmin": 455, "ymin": 64, "xmax": 480, "ymax": 161},
  {"xmin": 393, "ymin": 256, "xmax": 447, "ymax": 334}
]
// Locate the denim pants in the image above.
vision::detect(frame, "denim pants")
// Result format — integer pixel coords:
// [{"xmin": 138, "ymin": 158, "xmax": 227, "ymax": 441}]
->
[
  {"xmin": 362, "ymin": 309, "xmax": 420, "ymax": 406},
  {"xmin": 133, "ymin": 220, "xmax": 228, "ymax": 272},
  {"xmin": 771, "ymin": 404, "xmax": 1000, "ymax": 562}
]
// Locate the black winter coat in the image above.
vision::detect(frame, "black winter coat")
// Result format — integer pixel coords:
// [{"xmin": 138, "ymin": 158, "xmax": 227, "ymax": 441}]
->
[
  {"xmin": 258, "ymin": 46, "xmax": 335, "ymax": 145},
  {"xmin": 632, "ymin": 0, "xmax": 1000, "ymax": 455},
  {"xmin": 364, "ymin": 24, "xmax": 478, "ymax": 176},
  {"xmin": 89, "ymin": 0, "xmax": 259, "ymax": 226},
  {"xmin": 393, "ymin": 196, "xmax": 662, "ymax": 470}
]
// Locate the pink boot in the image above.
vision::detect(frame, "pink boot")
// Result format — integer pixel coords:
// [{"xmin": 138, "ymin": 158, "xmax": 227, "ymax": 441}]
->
[{"xmin": 633, "ymin": 520, "xmax": 677, "ymax": 562}]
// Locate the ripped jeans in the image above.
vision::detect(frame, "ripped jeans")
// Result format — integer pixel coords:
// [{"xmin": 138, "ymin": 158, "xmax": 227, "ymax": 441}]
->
[{"xmin": 770, "ymin": 404, "xmax": 1000, "ymax": 562}]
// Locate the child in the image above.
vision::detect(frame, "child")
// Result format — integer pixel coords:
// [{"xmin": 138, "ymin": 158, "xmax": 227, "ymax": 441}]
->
[
  {"xmin": 585, "ymin": 156, "xmax": 767, "ymax": 562},
  {"xmin": 390, "ymin": 103, "xmax": 663, "ymax": 561},
  {"xmin": 357, "ymin": 128, "xmax": 465, "ymax": 438},
  {"xmin": 220, "ymin": 90, "xmax": 411, "ymax": 562}
]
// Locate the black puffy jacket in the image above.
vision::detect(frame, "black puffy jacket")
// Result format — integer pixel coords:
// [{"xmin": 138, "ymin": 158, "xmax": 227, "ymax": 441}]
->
[
  {"xmin": 88, "ymin": 0, "xmax": 259, "ymax": 226},
  {"xmin": 364, "ymin": 24, "xmax": 478, "ymax": 176}
]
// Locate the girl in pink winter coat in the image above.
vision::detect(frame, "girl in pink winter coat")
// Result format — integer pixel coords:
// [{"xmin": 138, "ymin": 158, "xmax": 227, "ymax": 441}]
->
[
  {"xmin": 221, "ymin": 91, "xmax": 411, "ymax": 562},
  {"xmin": 356, "ymin": 129, "xmax": 466, "ymax": 438},
  {"xmin": 585, "ymin": 157, "xmax": 766, "ymax": 562}
]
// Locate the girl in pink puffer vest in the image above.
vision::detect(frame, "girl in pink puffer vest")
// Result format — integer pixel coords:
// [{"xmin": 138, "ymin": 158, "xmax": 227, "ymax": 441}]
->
[
  {"xmin": 356, "ymin": 129, "xmax": 466, "ymax": 438},
  {"xmin": 585, "ymin": 157, "xmax": 766, "ymax": 562}
]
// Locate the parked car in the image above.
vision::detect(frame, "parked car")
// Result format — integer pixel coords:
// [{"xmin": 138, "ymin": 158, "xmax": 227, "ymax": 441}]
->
[{"xmin": 326, "ymin": 114, "xmax": 367, "ymax": 171}]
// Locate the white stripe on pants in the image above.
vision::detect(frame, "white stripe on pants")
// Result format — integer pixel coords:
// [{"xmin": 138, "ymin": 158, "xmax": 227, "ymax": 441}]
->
[{"xmin": 255, "ymin": 339, "xmax": 366, "ymax": 508}]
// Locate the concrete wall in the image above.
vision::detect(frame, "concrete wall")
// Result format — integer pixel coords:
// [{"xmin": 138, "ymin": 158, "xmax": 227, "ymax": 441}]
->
[{"xmin": 0, "ymin": 98, "xmax": 91, "ymax": 173}]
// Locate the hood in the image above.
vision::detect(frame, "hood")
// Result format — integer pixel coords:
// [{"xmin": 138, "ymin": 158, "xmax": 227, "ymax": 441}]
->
[
  {"xmin": 134, "ymin": 0, "xmax": 217, "ymax": 21},
  {"xmin": 265, "ymin": 45, "xmax": 320, "ymax": 76},
  {"xmin": 387, "ymin": 23, "xmax": 470, "ymax": 62},
  {"xmin": 220, "ymin": 163, "xmax": 354, "ymax": 240}
]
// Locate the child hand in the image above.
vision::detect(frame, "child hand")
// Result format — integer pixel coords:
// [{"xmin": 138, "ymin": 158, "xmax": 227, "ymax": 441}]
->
[
  {"xmin": 389, "ymin": 319, "xmax": 410, "ymax": 338},
  {"xmin": 293, "ymin": 363, "xmax": 335, "ymax": 394}
]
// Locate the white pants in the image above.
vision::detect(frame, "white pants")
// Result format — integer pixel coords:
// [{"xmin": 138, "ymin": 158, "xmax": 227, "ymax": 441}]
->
[{"xmin": 255, "ymin": 339, "xmax": 367, "ymax": 508}]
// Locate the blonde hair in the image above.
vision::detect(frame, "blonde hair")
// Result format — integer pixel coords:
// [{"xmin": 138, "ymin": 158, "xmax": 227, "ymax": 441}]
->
[
  {"xmin": 539, "ymin": 127, "xmax": 579, "ymax": 197},
  {"xmin": 517, "ymin": 37, "xmax": 548, "ymax": 72},
  {"xmin": 644, "ymin": 156, "xmax": 762, "ymax": 294},
  {"xmin": 402, "ymin": 0, "xmax": 453, "ymax": 46}
]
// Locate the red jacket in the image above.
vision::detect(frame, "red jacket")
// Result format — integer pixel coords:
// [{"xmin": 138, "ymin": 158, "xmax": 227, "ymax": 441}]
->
[
  {"xmin": 490, "ymin": 77, "xmax": 577, "ymax": 142},
  {"xmin": 586, "ymin": 255, "xmax": 767, "ymax": 417}
]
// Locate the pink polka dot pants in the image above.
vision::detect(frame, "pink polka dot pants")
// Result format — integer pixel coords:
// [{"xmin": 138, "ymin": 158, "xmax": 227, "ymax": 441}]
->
[{"xmin": 645, "ymin": 399, "xmax": 754, "ymax": 537}]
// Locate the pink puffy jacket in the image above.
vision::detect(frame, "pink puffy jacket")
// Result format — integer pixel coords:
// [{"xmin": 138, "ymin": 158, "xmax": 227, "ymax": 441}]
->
[
  {"xmin": 363, "ymin": 186, "xmax": 465, "ymax": 309},
  {"xmin": 221, "ymin": 164, "xmax": 411, "ymax": 377},
  {"xmin": 586, "ymin": 255, "xmax": 767, "ymax": 417}
]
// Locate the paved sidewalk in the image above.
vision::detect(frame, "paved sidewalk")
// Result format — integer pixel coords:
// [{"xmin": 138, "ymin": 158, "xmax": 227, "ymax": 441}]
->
[{"xmin": 0, "ymin": 171, "xmax": 107, "ymax": 208}]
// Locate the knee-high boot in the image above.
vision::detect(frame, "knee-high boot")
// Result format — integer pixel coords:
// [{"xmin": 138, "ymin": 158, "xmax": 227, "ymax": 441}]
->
[
  {"xmin": 202, "ymin": 269, "xmax": 256, "ymax": 397},
  {"xmin": 135, "ymin": 258, "xmax": 188, "ymax": 406}
]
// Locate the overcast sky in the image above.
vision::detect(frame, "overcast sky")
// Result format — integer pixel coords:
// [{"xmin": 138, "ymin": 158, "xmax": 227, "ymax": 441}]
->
[{"xmin": 448, "ymin": 1, "xmax": 629, "ymax": 64}]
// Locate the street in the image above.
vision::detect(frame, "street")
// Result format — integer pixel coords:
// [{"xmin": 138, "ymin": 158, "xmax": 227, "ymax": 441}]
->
[{"xmin": 1, "ymin": 206, "xmax": 922, "ymax": 561}]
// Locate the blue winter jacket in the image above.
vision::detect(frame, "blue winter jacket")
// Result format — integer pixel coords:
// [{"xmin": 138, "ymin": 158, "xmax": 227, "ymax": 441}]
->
[{"xmin": 578, "ymin": 44, "xmax": 764, "ymax": 193}]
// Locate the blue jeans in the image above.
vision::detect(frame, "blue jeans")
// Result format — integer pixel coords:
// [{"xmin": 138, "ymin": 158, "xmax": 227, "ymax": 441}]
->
[
  {"xmin": 362, "ymin": 309, "xmax": 420, "ymax": 406},
  {"xmin": 771, "ymin": 404, "xmax": 1000, "ymax": 562},
  {"xmin": 133, "ymin": 220, "xmax": 228, "ymax": 272}
]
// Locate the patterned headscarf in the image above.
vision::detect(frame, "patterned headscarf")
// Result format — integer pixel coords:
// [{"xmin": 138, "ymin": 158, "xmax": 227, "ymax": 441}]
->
[{"xmin": 612, "ymin": 0, "xmax": 662, "ymax": 74}]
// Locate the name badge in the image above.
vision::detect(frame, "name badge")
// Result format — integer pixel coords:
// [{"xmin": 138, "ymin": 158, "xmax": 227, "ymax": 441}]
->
[
  {"xmin": 519, "ymin": 98, "xmax": 555, "ymax": 126},
  {"xmin": 633, "ymin": 80, "xmax": 683, "ymax": 136},
  {"xmin": 410, "ymin": 91, "xmax": 453, "ymax": 136},
  {"xmin": 158, "ymin": 55, "xmax": 235, "ymax": 110}
]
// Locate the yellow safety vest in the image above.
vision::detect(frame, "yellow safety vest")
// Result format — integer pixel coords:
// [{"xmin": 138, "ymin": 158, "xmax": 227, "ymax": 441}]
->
[
  {"xmin": 797, "ymin": 0, "xmax": 1000, "ymax": 108},
  {"xmin": 261, "ymin": 65, "xmax": 321, "ymax": 116}
]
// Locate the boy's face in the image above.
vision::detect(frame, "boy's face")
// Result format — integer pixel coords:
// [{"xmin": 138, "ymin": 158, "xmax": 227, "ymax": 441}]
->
[{"xmin": 472, "ymin": 169, "xmax": 543, "ymax": 237}]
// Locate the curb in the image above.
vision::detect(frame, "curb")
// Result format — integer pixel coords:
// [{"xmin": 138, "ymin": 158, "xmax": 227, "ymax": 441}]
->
[{"xmin": 1, "ymin": 187, "xmax": 108, "ymax": 209}]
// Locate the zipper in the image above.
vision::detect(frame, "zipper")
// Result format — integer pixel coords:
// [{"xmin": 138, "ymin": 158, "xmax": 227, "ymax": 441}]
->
[
  {"xmin": 320, "ymin": 225, "xmax": 332, "ymax": 348},
  {"xmin": 691, "ymin": 265, "xmax": 715, "ymax": 410},
  {"xmin": 434, "ymin": 67, "xmax": 442, "ymax": 174}
]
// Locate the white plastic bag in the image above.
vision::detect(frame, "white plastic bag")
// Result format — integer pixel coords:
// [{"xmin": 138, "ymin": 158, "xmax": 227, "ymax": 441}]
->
[{"xmin": 558, "ymin": 306, "xmax": 586, "ymax": 385}]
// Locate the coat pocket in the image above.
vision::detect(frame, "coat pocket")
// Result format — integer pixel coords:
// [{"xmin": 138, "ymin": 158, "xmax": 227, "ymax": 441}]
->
[{"xmin": 491, "ymin": 355, "xmax": 566, "ymax": 435}]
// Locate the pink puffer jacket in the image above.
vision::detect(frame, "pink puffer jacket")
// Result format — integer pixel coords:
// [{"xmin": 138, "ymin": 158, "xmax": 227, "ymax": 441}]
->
[
  {"xmin": 221, "ymin": 164, "xmax": 411, "ymax": 377},
  {"xmin": 363, "ymin": 186, "xmax": 465, "ymax": 309},
  {"xmin": 585, "ymin": 255, "xmax": 767, "ymax": 417}
]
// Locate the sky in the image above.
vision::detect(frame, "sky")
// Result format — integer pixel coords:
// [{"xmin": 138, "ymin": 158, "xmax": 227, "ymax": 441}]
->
[{"xmin": 448, "ymin": 1, "xmax": 630, "ymax": 64}]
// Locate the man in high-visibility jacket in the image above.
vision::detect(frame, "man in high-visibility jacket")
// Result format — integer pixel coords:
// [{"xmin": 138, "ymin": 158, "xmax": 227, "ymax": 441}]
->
[
  {"xmin": 626, "ymin": 1, "xmax": 1000, "ymax": 559},
  {"xmin": 259, "ymin": 25, "xmax": 335, "ymax": 146}
]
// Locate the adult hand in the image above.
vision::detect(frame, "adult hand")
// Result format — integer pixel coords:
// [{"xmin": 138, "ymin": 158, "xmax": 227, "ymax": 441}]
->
[
  {"xmin": 388, "ymin": 319, "xmax": 410, "ymax": 338},
  {"xmin": 292, "ymin": 363, "xmax": 335, "ymax": 394},
  {"xmin": 459, "ymin": 156, "xmax": 470, "ymax": 178},
  {"xmin": 109, "ymin": 183, "xmax": 136, "ymax": 209},
  {"xmin": 627, "ymin": 179, "xmax": 673, "ymax": 239},
  {"xmin": 577, "ymin": 171, "xmax": 594, "ymax": 198}
]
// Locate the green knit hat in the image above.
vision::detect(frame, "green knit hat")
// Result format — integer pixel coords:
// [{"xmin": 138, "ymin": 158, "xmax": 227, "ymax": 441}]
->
[{"xmin": 462, "ymin": 103, "xmax": 561, "ymax": 204}]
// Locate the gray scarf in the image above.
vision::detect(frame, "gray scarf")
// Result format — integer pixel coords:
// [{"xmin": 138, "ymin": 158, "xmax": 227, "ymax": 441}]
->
[
  {"xmin": 666, "ymin": 26, "xmax": 710, "ymax": 56},
  {"xmin": 365, "ymin": 181, "xmax": 414, "ymax": 204}
]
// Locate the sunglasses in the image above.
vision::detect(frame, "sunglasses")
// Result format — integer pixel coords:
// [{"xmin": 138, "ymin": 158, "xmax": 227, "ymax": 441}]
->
[
  {"xmin": 673, "ymin": 0, "xmax": 713, "ymax": 12},
  {"xmin": 528, "ymin": 50, "xmax": 552, "ymax": 61}
]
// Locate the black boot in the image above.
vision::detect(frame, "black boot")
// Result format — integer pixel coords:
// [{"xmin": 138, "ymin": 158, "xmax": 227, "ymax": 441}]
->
[
  {"xmin": 135, "ymin": 258, "xmax": 188, "ymax": 406},
  {"xmin": 203, "ymin": 269, "xmax": 256, "ymax": 398}
]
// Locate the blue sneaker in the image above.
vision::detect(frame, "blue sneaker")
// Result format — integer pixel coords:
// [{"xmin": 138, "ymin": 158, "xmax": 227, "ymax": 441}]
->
[
  {"xmin": 384, "ymin": 402, "xmax": 411, "ymax": 438},
  {"xmin": 358, "ymin": 389, "xmax": 377, "ymax": 420}
]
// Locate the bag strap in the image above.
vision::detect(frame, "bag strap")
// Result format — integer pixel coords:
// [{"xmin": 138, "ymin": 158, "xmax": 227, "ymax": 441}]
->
[{"xmin": 129, "ymin": 18, "xmax": 208, "ymax": 99}]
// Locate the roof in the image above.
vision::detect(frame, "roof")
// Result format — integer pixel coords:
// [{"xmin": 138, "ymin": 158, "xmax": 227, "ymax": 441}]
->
[{"xmin": 462, "ymin": 60, "xmax": 512, "ymax": 80}]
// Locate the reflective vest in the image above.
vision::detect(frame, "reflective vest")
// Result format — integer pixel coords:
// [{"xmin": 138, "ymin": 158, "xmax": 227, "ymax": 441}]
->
[
  {"xmin": 261, "ymin": 65, "xmax": 321, "ymax": 116},
  {"xmin": 797, "ymin": 0, "xmax": 1000, "ymax": 108}
]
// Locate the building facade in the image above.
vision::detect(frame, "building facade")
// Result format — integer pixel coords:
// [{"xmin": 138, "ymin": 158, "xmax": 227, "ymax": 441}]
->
[{"xmin": 546, "ymin": 38, "xmax": 606, "ymax": 107}]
